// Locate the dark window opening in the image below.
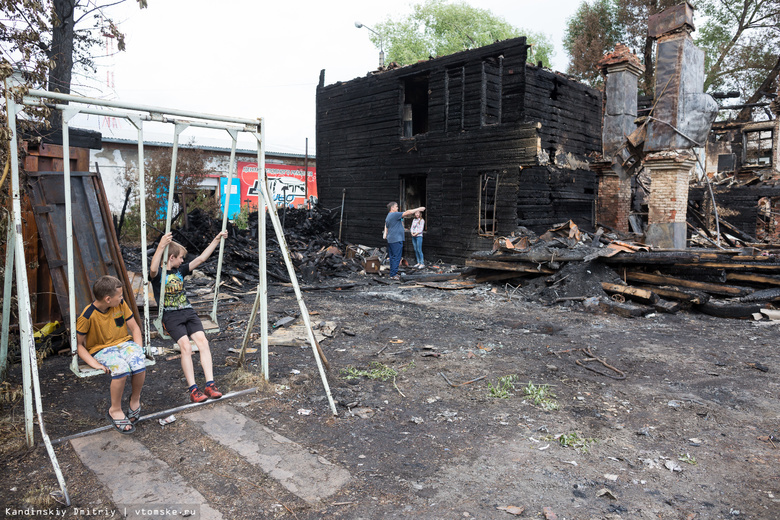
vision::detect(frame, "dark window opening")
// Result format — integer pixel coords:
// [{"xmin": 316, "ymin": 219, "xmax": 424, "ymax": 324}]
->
[
  {"xmin": 478, "ymin": 171, "xmax": 500, "ymax": 236},
  {"xmin": 717, "ymin": 153, "xmax": 736, "ymax": 172},
  {"xmin": 446, "ymin": 66, "xmax": 465, "ymax": 132},
  {"xmin": 403, "ymin": 75, "xmax": 429, "ymax": 138},
  {"xmin": 744, "ymin": 130, "xmax": 773, "ymax": 166},
  {"xmin": 481, "ymin": 56, "xmax": 503, "ymax": 126},
  {"xmin": 400, "ymin": 175, "xmax": 427, "ymax": 220},
  {"xmin": 550, "ymin": 77, "xmax": 562, "ymax": 101}
]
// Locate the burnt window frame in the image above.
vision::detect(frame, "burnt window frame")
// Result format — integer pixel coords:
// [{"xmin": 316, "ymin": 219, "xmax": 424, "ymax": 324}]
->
[
  {"xmin": 481, "ymin": 55, "xmax": 503, "ymax": 127},
  {"xmin": 743, "ymin": 128, "xmax": 773, "ymax": 167},
  {"xmin": 478, "ymin": 171, "xmax": 500, "ymax": 236},
  {"xmin": 401, "ymin": 74, "xmax": 430, "ymax": 138}
]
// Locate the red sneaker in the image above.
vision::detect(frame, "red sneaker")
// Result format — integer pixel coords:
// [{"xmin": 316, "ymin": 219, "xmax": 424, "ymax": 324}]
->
[
  {"xmin": 189, "ymin": 387, "xmax": 207, "ymax": 403},
  {"xmin": 204, "ymin": 384, "xmax": 222, "ymax": 399}
]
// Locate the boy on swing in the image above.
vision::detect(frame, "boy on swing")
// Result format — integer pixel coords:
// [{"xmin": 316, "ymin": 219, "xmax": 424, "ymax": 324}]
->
[
  {"xmin": 151, "ymin": 230, "xmax": 227, "ymax": 403},
  {"xmin": 76, "ymin": 275, "xmax": 145, "ymax": 434}
]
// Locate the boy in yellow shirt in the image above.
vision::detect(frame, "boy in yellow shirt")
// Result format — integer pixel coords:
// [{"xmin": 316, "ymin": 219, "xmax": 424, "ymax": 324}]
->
[{"xmin": 76, "ymin": 276, "xmax": 146, "ymax": 434}]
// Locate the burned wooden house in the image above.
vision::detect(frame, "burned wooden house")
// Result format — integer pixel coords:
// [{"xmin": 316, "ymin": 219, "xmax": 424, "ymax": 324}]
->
[{"xmin": 315, "ymin": 37, "xmax": 602, "ymax": 264}]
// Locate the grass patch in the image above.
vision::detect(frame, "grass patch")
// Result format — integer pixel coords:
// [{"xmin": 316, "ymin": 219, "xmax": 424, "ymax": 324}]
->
[
  {"xmin": 341, "ymin": 361, "xmax": 401, "ymax": 381},
  {"xmin": 522, "ymin": 381, "xmax": 559, "ymax": 411},
  {"xmin": 23, "ymin": 484, "xmax": 56, "ymax": 508},
  {"xmin": 223, "ymin": 366, "xmax": 272, "ymax": 392},
  {"xmin": 487, "ymin": 374, "xmax": 518, "ymax": 399},
  {"xmin": 679, "ymin": 453, "xmax": 697, "ymax": 465},
  {"xmin": 554, "ymin": 432, "xmax": 597, "ymax": 453}
]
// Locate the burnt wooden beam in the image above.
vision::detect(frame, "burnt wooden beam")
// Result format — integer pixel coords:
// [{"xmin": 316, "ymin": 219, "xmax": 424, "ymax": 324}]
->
[{"xmin": 623, "ymin": 271, "xmax": 750, "ymax": 297}]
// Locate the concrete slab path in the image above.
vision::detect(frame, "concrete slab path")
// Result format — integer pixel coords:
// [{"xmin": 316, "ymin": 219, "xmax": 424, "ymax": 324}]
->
[
  {"xmin": 70, "ymin": 404, "xmax": 350, "ymax": 517},
  {"xmin": 71, "ymin": 432, "xmax": 224, "ymax": 520},
  {"xmin": 187, "ymin": 405, "xmax": 350, "ymax": 505}
]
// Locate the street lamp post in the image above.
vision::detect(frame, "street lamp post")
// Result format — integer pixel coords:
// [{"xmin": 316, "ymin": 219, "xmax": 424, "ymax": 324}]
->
[{"xmin": 355, "ymin": 21, "xmax": 384, "ymax": 69}]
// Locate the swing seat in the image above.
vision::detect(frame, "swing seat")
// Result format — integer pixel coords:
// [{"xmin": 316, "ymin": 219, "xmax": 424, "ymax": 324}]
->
[{"xmin": 70, "ymin": 354, "xmax": 156, "ymax": 378}]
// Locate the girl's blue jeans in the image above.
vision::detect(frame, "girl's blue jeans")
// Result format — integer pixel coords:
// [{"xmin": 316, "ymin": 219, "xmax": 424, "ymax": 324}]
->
[{"xmin": 412, "ymin": 236, "xmax": 423, "ymax": 265}]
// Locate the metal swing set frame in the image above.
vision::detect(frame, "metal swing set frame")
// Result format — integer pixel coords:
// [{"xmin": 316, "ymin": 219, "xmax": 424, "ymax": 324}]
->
[{"xmin": 1, "ymin": 80, "xmax": 337, "ymax": 505}]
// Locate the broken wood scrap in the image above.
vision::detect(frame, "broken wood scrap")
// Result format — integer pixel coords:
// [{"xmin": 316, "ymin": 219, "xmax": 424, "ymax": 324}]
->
[
  {"xmin": 653, "ymin": 299, "xmax": 680, "ymax": 314},
  {"xmin": 630, "ymin": 285, "xmax": 710, "ymax": 305},
  {"xmin": 399, "ymin": 272, "xmax": 463, "ymax": 282},
  {"xmin": 687, "ymin": 222, "xmax": 728, "ymax": 249},
  {"xmin": 465, "ymin": 258, "xmax": 555, "ymax": 274},
  {"xmin": 601, "ymin": 282, "xmax": 659, "ymax": 305},
  {"xmin": 623, "ymin": 271, "xmax": 750, "ymax": 297}
]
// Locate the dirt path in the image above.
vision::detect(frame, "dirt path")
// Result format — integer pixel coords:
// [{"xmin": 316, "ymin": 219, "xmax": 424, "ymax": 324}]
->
[{"xmin": 1, "ymin": 279, "xmax": 779, "ymax": 519}]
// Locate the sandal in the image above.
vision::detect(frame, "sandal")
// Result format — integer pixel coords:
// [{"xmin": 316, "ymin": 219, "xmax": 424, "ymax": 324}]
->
[
  {"xmin": 127, "ymin": 404, "xmax": 141, "ymax": 423},
  {"xmin": 107, "ymin": 411, "xmax": 135, "ymax": 435}
]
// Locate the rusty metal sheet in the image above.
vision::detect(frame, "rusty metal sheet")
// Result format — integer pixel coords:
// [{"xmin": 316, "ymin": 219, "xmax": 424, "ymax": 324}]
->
[
  {"xmin": 647, "ymin": 3, "xmax": 695, "ymax": 38},
  {"xmin": 26, "ymin": 171, "xmax": 140, "ymax": 324}
]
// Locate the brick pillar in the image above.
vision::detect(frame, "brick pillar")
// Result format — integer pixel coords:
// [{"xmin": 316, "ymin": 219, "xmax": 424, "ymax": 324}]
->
[
  {"xmin": 645, "ymin": 151, "xmax": 696, "ymax": 249},
  {"xmin": 593, "ymin": 163, "xmax": 631, "ymax": 233},
  {"xmin": 593, "ymin": 45, "xmax": 643, "ymax": 232}
]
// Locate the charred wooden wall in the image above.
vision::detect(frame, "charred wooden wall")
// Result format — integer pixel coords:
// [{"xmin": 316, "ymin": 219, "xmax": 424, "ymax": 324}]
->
[
  {"xmin": 316, "ymin": 37, "xmax": 602, "ymax": 264},
  {"xmin": 690, "ymin": 185, "xmax": 780, "ymax": 238},
  {"xmin": 524, "ymin": 65, "xmax": 602, "ymax": 159},
  {"xmin": 517, "ymin": 165, "xmax": 597, "ymax": 232}
]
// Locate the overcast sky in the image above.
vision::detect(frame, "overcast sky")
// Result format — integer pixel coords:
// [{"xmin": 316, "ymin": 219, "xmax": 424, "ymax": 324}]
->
[{"xmin": 71, "ymin": 0, "xmax": 583, "ymax": 156}]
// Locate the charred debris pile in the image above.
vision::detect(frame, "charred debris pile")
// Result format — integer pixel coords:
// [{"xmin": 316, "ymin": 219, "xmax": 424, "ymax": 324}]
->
[
  {"xmin": 467, "ymin": 220, "xmax": 780, "ymax": 319},
  {"xmin": 122, "ymin": 207, "xmax": 368, "ymax": 288}
]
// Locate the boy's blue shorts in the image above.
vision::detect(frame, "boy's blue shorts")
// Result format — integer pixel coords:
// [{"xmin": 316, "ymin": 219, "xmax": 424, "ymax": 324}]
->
[{"xmin": 94, "ymin": 341, "xmax": 146, "ymax": 379}]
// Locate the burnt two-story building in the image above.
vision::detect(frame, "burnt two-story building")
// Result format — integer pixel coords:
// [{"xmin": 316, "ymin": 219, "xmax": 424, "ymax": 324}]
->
[{"xmin": 316, "ymin": 36, "xmax": 602, "ymax": 264}]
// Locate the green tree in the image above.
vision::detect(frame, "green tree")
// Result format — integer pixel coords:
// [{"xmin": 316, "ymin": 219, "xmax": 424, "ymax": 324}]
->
[
  {"xmin": 696, "ymin": 0, "xmax": 780, "ymax": 120},
  {"xmin": 1, "ymin": 0, "xmax": 147, "ymax": 133},
  {"xmin": 564, "ymin": 0, "xmax": 780, "ymax": 110},
  {"xmin": 371, "ymin": 0, "xmax": 555, "ymax": 68},
  {"xmin": 563, "ymin": 0, "xmax": 623, "ymax": 87}
]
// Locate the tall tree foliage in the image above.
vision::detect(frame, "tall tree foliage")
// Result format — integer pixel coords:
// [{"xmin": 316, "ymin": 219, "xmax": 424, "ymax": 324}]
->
[
  {"xmin": 1, "ymin": 0, "xmax": 147, "ymax": 134},
  {"xmin": 563, "ymin": 0, "xmax": 623, "ymax": 87},
  {"xmin": 696, "ymin": 0, "xmax": 780, "ymax": 99},
  {"xmin": 564, "ymin": 0, "xmax": 780, "ymax": 112},
  {"xmin": 371, "ymin": 0, "xmax": 555, "ymax": 68}
]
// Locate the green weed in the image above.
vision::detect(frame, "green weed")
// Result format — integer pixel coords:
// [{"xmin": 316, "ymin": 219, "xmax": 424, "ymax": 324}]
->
[
  {"xmin": 522, "ymin": 381, "xmax": 559, "ymax": 411},
  {"xmin": 487, "ymin": 374, "xmax": 518, "ymax": 399},
  {"xmin": 555, "ymin": 432, "xmax": 597, "ymax": 453},
  {"xmin": 341, "ymin": 362, "xmax": 400, "ymax": 381},
  {"xmin": 678, "ymin": 453, "xmax": 697, "ymax": 465}
]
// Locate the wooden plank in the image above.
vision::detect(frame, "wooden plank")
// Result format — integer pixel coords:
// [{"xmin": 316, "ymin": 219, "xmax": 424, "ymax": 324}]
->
[
  {"xmin": 465, "ymin": 258, "xmax": 555, "ymax": 274},
  {"xmin": 624, "ymin": 271, "xmax": 749, "ymax": 296}
]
